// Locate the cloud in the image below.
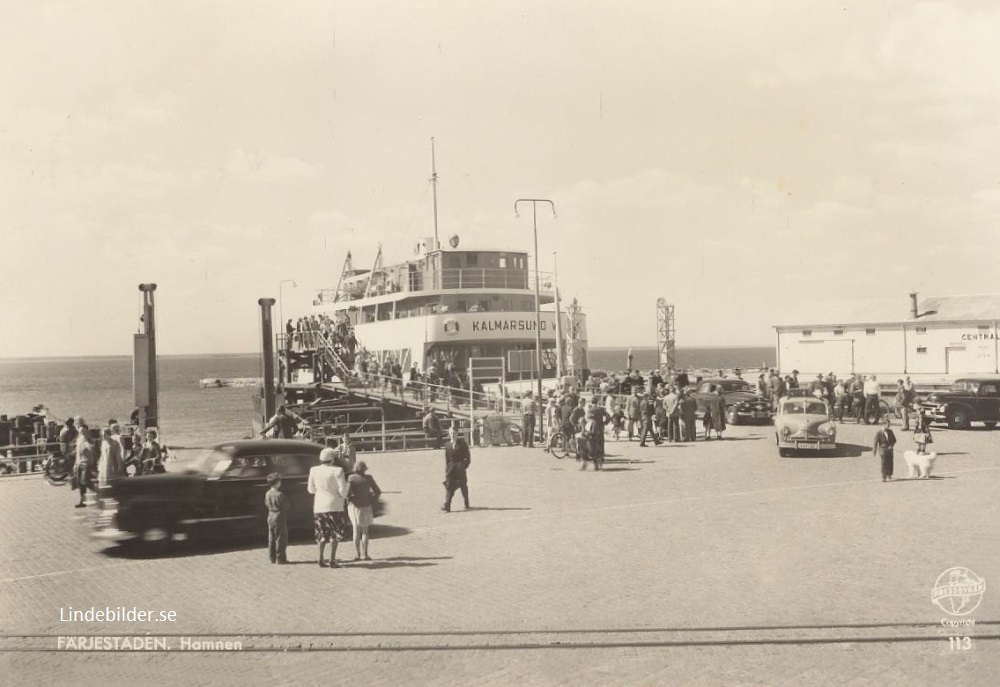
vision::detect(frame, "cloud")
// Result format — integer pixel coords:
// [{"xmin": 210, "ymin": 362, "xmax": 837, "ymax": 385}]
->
[{"xmin": 226, "ymin": 149, "xmax": 324, "ymax": 181}]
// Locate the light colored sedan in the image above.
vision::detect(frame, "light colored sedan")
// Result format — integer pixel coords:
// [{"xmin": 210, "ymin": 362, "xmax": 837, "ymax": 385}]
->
[{"xmin": 774, "ymin": 397, "xmax": 836, "ymax": 457}]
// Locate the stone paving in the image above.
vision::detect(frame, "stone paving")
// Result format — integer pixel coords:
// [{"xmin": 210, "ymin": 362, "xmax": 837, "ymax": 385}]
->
[{"xmin": 1, "ymin": 420, "xmax": 999, "ymax": 686}]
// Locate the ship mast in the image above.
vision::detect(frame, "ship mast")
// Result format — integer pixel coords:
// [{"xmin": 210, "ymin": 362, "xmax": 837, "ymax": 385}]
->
[{"xmin": 430, "ymin": 137, "xmax": 439, "ymax": 250}]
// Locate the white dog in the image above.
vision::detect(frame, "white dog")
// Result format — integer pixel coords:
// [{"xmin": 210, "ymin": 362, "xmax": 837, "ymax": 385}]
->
[{"xmin": 903, "ymin": 450, "xmax": 937, "ymax": 479}]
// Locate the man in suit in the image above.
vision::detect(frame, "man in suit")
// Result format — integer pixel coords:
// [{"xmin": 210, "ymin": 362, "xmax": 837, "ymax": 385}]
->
[
  {"xmin": 442, "ymin": 425, "xmax": 471, "ymax": 512},
  {"xmin": 873, "ymin": 417, "xmax": 896, "ymax": 482},
  {"xmin": 98, "ymin": 423, "xmax": 125, "ymax": 494}
]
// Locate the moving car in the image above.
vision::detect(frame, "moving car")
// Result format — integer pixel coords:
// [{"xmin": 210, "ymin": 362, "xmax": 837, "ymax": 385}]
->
[
  {"xmin": 90, "ymin": 439, "xmax": 367, "ymax": 550},
  {"xmin": 919, "ymin": 377, "xmax": 1000, "ymax": 430},
  {"xmin": 690, "ymin": 378, "xmax": 772, "ymax": 425},
  {"xmin": 774, "ymin": 397, "xmax": 837, "ymax": 457}
]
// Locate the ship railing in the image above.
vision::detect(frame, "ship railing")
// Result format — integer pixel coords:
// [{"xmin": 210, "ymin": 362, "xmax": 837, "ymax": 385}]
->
[
  {"xmin": 286, "ymin": 404, "xmax": 474, "ymax": 452},
  {"xmin": 343, "ymin": 369, "xmax": 524, "ymax": 418},
  {"xmin": 315, "ymin": 269, "xmax": 556, "ymax": 303}
]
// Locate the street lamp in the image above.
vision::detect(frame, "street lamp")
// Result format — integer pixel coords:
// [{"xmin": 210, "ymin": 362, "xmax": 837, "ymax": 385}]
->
[
  {"xmin": 279, "ymin": 279, "xmax": 297, "ymax": 350},
  {"xmin": 515, "ymin": 198, "xmax": 556, "ymax": 440}
]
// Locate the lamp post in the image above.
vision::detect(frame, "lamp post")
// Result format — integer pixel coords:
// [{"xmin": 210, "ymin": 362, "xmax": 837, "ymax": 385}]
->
[
  {"xmin": 278, "ymin": 279, "xmax": 297, "ymax": 350},
  {"xmin": 515, "ymin": 198, "xmax": 556, "ymax": 441},
  {"xmin": 553, "ymin": 251, "xmax": 564, "ymax": 379}
]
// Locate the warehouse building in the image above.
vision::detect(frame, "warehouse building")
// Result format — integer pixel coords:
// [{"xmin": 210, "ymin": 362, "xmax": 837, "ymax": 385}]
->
[{"xmin": 774, "ymin": 293, "xmax": 1000, "ymax": 381}]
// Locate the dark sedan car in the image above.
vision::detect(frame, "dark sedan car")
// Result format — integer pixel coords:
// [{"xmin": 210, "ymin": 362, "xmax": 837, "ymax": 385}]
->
[
  {"xmin": 690, "ymin": 378, "xmax": 772, "ymax": 425},
  {"xmin": 90, "ymin": 439, "xmax": 348, "ymax": 549}
]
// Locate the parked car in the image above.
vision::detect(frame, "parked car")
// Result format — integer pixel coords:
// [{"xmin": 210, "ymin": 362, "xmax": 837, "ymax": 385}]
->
[
  {"xmin": 89, "ymin": 439, "xmax": 373, "ymax": 550},
  {"xmin": 773, "ymin": 397, "xmax": 837, "ymax": 457},
  {"xmin": 690, "ymin": 378, "xmax": 771, "ymax": 425},
  {"xmin": 919, "ymin": 377, "xmax": 1000, "ymax": 430}
]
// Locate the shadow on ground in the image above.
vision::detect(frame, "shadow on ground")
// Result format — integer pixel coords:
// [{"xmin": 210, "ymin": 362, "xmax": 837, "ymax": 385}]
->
[
  {"xmin": 102, "ymin": 522, "xmax": 415, "ymax": 560},
  {"xmin": 349, "ymin": 555, "xmax": 452, "ymax": 570}
]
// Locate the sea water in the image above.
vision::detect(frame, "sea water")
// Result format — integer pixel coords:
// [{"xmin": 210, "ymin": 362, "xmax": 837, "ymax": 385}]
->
[{"xmin": 0, "ymin": 347, "xmax": 775, "ymax": 448}]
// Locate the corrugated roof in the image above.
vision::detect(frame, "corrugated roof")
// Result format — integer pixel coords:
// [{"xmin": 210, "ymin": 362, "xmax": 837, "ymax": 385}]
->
[
  {"xmin": 774, "ymin": 294, "xmax": 1000, "ymax": 328},
  {"xmin": 915, "ymin": 295, "xmax": 1000, "ymax": 322}
]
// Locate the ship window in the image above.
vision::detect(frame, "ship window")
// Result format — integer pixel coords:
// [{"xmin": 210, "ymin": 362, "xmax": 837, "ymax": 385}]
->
[
  {"xmin": 445, "ymin": 254, "xmax": 460, "ymax": 268},
  {"xmin": 467, "ymin": 254, "xmax": 478, "ymax": 267},
  {"xmin": 499, "ymin": 257, "xmax": 507, "ymax": 268},
  {"xmin": 915, "ymin": 327, "xmax": 927, "ymax": 334},
  {"xmin": 866, "ymin": 328, "xmax": 876, "ymax": 335},
  {"xmin": 916, "ymin": 346, "xmax": 927, "ymax": 354},
  {"xmin": 833, "ymin": 329, "xmax": 843, "ymax": 336}
]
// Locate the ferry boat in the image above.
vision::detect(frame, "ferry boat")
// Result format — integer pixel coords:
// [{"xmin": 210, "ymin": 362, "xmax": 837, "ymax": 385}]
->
[
  {"xmin": 307, "ymin": 144, "xmax": 589, "ymax": 386},
  {"xmin": 311, "ymin": 240, "xmax": 588, "ymax": 384}
]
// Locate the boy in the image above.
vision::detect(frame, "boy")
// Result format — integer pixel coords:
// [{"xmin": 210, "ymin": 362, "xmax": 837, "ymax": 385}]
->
[{"xmin": 264, "ymin": 472, "xmax": 290, "ymax": 564}]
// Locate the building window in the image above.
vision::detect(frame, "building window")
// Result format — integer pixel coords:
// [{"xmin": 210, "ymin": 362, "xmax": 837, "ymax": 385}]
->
[
  {"xmin": 979, "ymin": 324, "xmax": 990, "ymax": 331},
  {"xmin": 915, "ymin": 327, "xmax": 926, "ymax": 334},
  {"xmin": 833, "ymin": 329, "xmax": 844, "ymax": 336},
  {"xmin": 866, "ymin": 328, "xmax": 876, "ymax": 336},
  {"xmin": 916, "ymin": 346, "xmax": 927, "ymax": 354},
  {"xmin": 802, "ymin": 330, "xmax": 812, "ymax": 337}
]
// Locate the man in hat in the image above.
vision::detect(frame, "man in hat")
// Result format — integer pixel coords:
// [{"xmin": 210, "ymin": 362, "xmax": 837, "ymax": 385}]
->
[
  {"xmin": 307, "ymin": 448, "xmax": 349, "ymax": 568},
  {"xmin": 442, "ymin": 425, "xmax": 471, "ymax": 512},
  {"xmin": 638, "ymin": 393, "xmax": 661, "ymax": 447}
]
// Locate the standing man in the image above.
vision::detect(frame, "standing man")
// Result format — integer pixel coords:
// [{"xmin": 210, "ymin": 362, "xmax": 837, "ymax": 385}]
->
[
  {"xmin": 863, "ymin": 374, "xmax": 881, "ymax": 425},
  {"xmin": 59, "ymin": 418, "xmax": 79, "ymax": 471},
  {"xmin": 97, "ymin": 423, "xmax": 125, "ymax": 493},
  {"xmin": 851, "ymin": 376, "xmax": 866, "ymax": 423},
  {"xmin": 307, "ymin": 447, "xmax": 349, "ymax": 568},
  {"xmin": 895, "ymin": 379, "xmax": 911, "ymax": 431},
  {"xmin": 442, "ymin": 425, "xmax": 471, "ymax": 512},
  {"xmin": 873, "ymin": 417, "xmax": 897, "ymax": 482},
  {"xmin": 626, "ymin": 389, "xmax": 641, "ymax": 442},
  {"xmin": 73, "ymin": 427, "xmax": 96, "ymax": 508},
  {"xmin": 680, "ymin": 389, "xmax": 698, "ymax": 442},
  {"xmin": 521, "ymin": 391, "xmax": 537, "ymax": 448},
  {"xmin": 834, "ymin": 378, "xmax": 847, "ymax": 422},
  {"xmin": 663, "ymin": 385, "xmax": 681, "ymax": 442},
  {"xmin": 638, "ymin": 393, "xmax": 661, "ymax": 447}
]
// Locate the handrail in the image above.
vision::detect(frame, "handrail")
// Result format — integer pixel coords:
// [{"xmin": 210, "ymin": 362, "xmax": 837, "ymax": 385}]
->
[{"xmin": 315, "ymin": 268, "xmax": 556, "ymax": 304}]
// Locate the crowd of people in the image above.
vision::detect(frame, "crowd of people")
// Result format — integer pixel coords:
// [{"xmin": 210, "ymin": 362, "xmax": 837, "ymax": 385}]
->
[{"xmin": 56, "ymin": 416, "xmax": 167, "ymax": 508}]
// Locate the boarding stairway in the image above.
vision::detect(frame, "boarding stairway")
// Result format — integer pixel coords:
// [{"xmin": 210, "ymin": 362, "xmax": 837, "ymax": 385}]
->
[{"xmin": 276, "ymin": 322, "xmax": 530, "ymax": 451}]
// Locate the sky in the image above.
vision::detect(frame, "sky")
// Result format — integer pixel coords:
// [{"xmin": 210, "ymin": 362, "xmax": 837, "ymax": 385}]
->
[{"xmin": 2, "ymin": 0, "xmax": 1000, "ymax": 357}]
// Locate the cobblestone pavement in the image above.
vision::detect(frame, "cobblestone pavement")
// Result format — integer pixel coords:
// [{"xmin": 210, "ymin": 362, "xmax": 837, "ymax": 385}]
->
[{"xmin": 2, "ymin": 421, "xmax": 998, "ymax": 685}]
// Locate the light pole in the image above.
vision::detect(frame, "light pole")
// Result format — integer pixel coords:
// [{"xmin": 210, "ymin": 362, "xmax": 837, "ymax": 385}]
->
[
  {"xmin": 278, "ymin": 279, "xmax": 297, "ymax": 349},
  {"xmin": 553, "ymin": 251, "xmax": 564, "ymax": 379},
  {"xmin": 515, "ymin": 198, "xmax": 556, "ymax": 440}
]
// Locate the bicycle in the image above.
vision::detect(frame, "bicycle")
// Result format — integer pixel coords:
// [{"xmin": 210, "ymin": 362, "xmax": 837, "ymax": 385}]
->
[{"xmin": 548, "ymin": 430, "xmax": 578, "ymax": 459}]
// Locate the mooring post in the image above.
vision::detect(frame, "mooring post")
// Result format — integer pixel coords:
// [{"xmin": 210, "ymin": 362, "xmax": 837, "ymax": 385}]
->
[
  {"xmin": 259, "ymin": 298, "xmax": 277, "ymax": 422},
  {"xmin": 135, "ymin": 284, "xmax": 159, "ymax": 430}
]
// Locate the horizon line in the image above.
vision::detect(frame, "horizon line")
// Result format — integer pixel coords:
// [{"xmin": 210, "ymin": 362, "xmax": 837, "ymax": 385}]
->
[{"xmin": 0, "ymin": 343, "xmax": 775, "ymax": 362}]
